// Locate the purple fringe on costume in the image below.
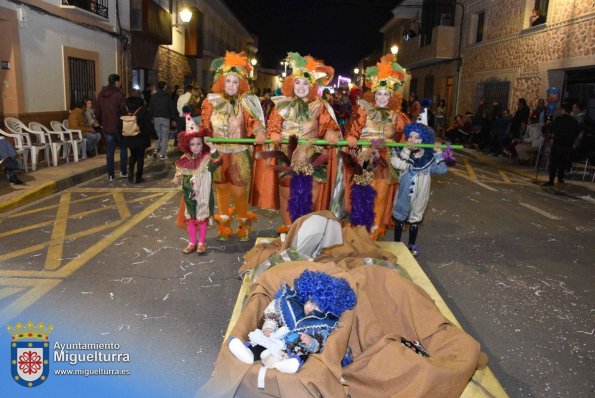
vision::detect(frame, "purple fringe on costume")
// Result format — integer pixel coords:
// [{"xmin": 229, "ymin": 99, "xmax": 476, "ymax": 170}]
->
[
  {"xmin": 349, "ymin": 184, "xmax": 376, "ymax": 231},
  {"xmin": 289, "ymin": 174, "xmax": 313, "ymax": 222}
]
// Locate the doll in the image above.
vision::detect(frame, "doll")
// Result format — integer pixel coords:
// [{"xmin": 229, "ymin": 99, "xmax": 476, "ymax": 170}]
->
[
  {"xmin": 228, "ymin": 269, "xmax": 356, "ymax": 373},
  {"xmin": 171, "ymin": 119, "xmax": 220, "ymax": 255},
  {"xmin": 391, "ymin": 107, "xmax": 448, "ymax": 256}
]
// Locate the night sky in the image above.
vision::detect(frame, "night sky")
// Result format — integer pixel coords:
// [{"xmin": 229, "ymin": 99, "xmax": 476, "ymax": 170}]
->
[{"xmin": 221, "ymin": 0, "xmax": 396, "ymax": 77}]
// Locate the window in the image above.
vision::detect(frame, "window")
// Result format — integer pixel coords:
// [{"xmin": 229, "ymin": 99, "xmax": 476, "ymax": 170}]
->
[
  {"xmin": 61, "ymin": 0, "xmax": 108, "ymax": 19},
  {"xmin": 68, "ymin": 57, "xmax": 96, "ymax": 108},
  {"xmin": 475, "ymin": 78, "xmax": 510, "ymax": 113},
  {"xmin": 530, "ymin": 0, "xmax": 548, "ymax": 26},
  {"xmin": 409, "ymin": 78, "xmax": 418, "ymax": 101},
  {"xmin": 423, "ymin": 75, "xmax": 434, "ymax": 101},
  {"xmin": 469, "ymin": 11, "xmax": 485, "ymax": 45},
  {"xmin": 476, "ymin": 12, "xmax": 485, "ymax": 42}
]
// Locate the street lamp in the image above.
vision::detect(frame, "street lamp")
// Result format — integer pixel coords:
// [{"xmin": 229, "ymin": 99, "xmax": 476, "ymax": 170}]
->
[
  {"xmin": 251, "ymin": 58, "xmax": 257, "ymax": 66},
  {"xmin": 354, "ymin": 68, "xmax": 359, "ymax": 75},
  {"xmin": 390, "ymin": 45, "xmax": 399, "ymax": 55},
  {"xmin": 173, "ymin": 9, "xmax": 193, "ymax": 27}
]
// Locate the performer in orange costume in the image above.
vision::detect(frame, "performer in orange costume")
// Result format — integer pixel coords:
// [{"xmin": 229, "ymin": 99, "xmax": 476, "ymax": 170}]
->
[
  {"xmin": 265, "ymin": 52, "xmax": 341, "ymax": 233},
  {"xmin": 201, "ymin": 51, "xmax": 266, "ymax": 241},
  {"xmin": 346, "ymin": 54, "xmax": 409, "ymax": 240}
]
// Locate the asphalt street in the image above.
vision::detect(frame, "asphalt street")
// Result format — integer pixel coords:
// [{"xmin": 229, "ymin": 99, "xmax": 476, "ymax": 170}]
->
[{"xmin": 0, "ymin": 154, "xmax": 593, "ymax": 397}]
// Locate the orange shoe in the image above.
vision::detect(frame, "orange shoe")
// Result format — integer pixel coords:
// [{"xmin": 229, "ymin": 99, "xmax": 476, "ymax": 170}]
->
[
  {"xmin": 276, "ymin": 224, "xmax": 291, "ymax": 234},
  {"xmin": 370, "ymin": 226, "xmax": 385, "ymax": 241},
  {"xmin": 214, "ymin": 215, "xmax": 232, "ymax": 241},
  {"xmin": 196, "ymin": 243, "xmax": 206, "ymax": 255},
  {"xmin": 183, "ymin": 243, "xmax": 197, "ymax": 254}
]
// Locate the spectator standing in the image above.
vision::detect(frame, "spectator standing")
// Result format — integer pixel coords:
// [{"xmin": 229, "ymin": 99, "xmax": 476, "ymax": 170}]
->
[
  {"xmin": 435, "ymin": 99, "xmax": 446, "ymax": 137},
  {"xmin": 544, "ymin": 102, "xmax": 580, "ymax": 185},
  {"xmin": 149, "ymin": 81, "xmax": 175, "ymax": 159},
  {"xmin": 489, "ymin": 109, "xmax": 512, "ymax": 155},
  {"xmin": 143, "ymin": 83, "xmax": 155, "ymax": 106},
  {"xmin": 260, "ymin": 89, "xmax": 274, "ymax": 122},
  {"xmin": 68, "ymin": 101, "xmax": 102, "ymax": 157},
  {"xmin": 176, "ymin": 85, "xmax": 193, "ymax": 145},
  {"xmin": 96, "ymin": 73, "xmax": 126, "ymax": 181},
  {"xmin": 123, "ymin": 93, "xmax": 153, "ymax": 183}
]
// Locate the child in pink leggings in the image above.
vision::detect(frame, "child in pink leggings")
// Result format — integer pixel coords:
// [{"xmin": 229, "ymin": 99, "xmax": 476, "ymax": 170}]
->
[{"xmin": 171, "ymin": 120, "xmax": 220, "ymax": 255}]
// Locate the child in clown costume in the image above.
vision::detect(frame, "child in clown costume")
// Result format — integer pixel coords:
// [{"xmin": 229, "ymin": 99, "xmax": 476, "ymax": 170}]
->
[
  {"xmin": 171, "ymin": 114, "xmax": 220, "ymax": 255},
  {"xmin": 346, "ymin": 53, "xmax": 410, "ymax": 240},
  {"xmin": 391, "ymin": 106, "xmax": 448, "ymax": 256},
  {"xmin": 227, "ymin": 269, "xmax": 356, "ymax": 374},
  {"xmin": 201, "ymin": 51, "xmax": 266, "ymax": 241},
  {"xmin": 263, "ymin": 52, "xmax": 341, "ymax": 233}
]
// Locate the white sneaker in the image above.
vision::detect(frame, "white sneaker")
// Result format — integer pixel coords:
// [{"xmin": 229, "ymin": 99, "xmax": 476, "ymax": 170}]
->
[
  {"xmin": 159, "ymin": 154, "xmax": 167, "ymax": 160},
  {"xmin": 228, "ymin": 337, "xmax": 254, "ymax": 364},
  {"xmin": 273, "ymin": 358, "xmax": 300, "ymax": 373},
  {"xmin": 108, "ymin": 175, "xmax": 115, "ymax": 181},
  {"xmin": 119, "ymin": 172, "xmax": 128, "ymax": 178}
]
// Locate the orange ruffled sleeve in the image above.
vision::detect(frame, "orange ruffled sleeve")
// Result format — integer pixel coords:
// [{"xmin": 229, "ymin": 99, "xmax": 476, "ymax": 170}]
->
[
  {"xmin": 346, "ymin": 105, "xmax": 366, "ymax": 140},
  {"xmin": 243, "ymin": 109, "xmax": 265, "ymax": 138},
  {"xmin": 394, "ymin": 111, "xmax": 410, "ymax": 142},
  {"xmin": 266, "ymin": 108, "xmax": 283, "ymax": 138},
  {"xmin": 318, "ymin": 104, "xmax": 340, "ymax": 139},
  {"xmin": 200, "ymin": 98, "xmax": 213, "ymax": 135}
]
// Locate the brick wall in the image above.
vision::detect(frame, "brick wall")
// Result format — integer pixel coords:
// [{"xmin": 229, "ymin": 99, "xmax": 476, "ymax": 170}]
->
[
  {"xmin": 156, "ymin": 47, "xmax": 191, "ymax": 89},
  {"xmin": 459, "ymin": 0, "xmax": 595, "ymax": 113}
]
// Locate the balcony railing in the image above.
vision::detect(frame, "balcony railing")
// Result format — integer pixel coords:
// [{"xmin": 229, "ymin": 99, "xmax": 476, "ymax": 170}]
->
[{"xmin": 61, "ymin": 0, "xmax": 108, "ymax": 19}]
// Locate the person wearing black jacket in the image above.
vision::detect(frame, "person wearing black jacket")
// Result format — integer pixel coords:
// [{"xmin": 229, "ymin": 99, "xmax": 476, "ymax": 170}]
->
[
  {"xmin": 149, "ymin": 81, "xmax": 176, "ymax": 159},
  {"xmin": 123, "ymin": 95, "xmax": 153, "ymax": 183},
  {"xmin": 544, "ymin": 101, "xmax": 580, "ymax": 186}
]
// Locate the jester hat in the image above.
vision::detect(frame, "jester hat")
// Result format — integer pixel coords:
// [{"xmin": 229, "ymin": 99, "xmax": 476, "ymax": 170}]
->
[
  {"xmin": 366, "ymin": 53, "xmax": 406, "ymax": 92},
  {"xmin": 287, "ymin": 52, "xmax": 334, "ymax": 86},
  {"xmin": 210, "ymin": 51, "xmax": 252, "ymax": 82},
  {"xmin": 404, "ymin": 98, "xmax": 434, "ymax": 144},
  {"xmin": 293, "ymin": 269, "xmax": 356, "ymax": 317}
]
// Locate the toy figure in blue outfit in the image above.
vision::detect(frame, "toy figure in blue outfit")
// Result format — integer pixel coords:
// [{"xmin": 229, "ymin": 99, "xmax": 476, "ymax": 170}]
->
[
  {"xmin": 391, "ymin": 105, "xmax": 448, "ymax": 256},
  {"xmin": 228, "ymin": 269, "xmax": 356, "ymax": 373}
]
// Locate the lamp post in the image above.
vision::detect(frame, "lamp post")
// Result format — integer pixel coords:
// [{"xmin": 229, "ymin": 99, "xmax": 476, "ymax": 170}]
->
[
  {"xmin": 390, "ymin": 45, "xmax": 399, "ymax": 56},
  {"xmin": 353, "ymin": 68, "xmax": 359, "ymax": 86}
]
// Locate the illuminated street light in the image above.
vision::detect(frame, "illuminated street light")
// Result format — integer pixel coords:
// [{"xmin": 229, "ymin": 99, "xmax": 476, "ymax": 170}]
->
[
  {"xmin": 390, "ymin": 45, "xmax": 399, "ymax": 55},
  {"xmin": 251, "ymin": 58, "xmax": 257, "ymax": 66},
  {"xmin": 354, "ymin": 68, "xmax": 360, "ymax": 74},
  {"xmin": 179, "ymin": 9, "xmax": 193, "ymax": 23},
  {"xmin": 281, "ymin": 72, "xmax": 287, "ymax": 77}
]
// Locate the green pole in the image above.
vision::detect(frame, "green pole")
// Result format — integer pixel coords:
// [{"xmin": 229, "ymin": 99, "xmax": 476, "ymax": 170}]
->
[{"xmin": 205, "ymin": 137, "xmax": 463, "ymax": 150}]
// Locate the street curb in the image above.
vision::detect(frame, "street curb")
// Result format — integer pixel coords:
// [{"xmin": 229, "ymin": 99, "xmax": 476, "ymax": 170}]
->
[
  {"xmin": 0, "ymin": 163, "xmax": 109, "ymax": 214},
  {"xmin": 0, "ymin": 181, "xmax": 57, "ymax": 213},
  {"xmin": 0, "ymin": 147, "xmax": 181, "ymax": 214}
]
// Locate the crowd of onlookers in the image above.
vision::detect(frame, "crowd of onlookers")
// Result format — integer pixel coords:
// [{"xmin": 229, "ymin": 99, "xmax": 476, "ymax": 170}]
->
[{"xmin": 440, "ymin": 96, "xmax": 592, "ymax": 183}]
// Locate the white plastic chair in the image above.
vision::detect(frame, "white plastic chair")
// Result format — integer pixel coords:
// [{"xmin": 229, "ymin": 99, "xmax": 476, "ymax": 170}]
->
[
  {"xmin": 50, "ymin": 120, "xmax": 86, "ymax": 162},
  {"xmin": 29, "ymin": 122, "xmax": 70, "ymax": 167},
  {"xmin": 0, "ymin": 128, "xmax": 28, "ymax": 172},
  {"xmin": 64, "ymin": 119, "xmax": 90, "ymax": 158},
  {"xmin": 4, "ymin": 117, "xmax": 50, "ymax": 171}
]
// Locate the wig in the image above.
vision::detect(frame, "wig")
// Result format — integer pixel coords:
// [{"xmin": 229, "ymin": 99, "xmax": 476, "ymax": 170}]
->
[
  {"xmin": 294, "ymin": 270, "xmax": 356, "ymax": 317},
  {"xmin": 281, "ymin": 76, "xmax": 320, "ymax": 101},
  {"xmin": 210, "ymin": 75, "xmax": 251, "ymax": 96},
  {"xmin": 177, "ymin": 129, "xmax": 210, "ymax": 155}
]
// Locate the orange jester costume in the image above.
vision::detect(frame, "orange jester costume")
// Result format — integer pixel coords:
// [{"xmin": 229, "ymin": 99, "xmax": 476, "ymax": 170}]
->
[
  {"xmin": 258, "ymin": 52, "xmax": 341, "ymax": 232},
  {"xmin": 200, "ymin": 51, "xmax": 266, "ymax": 241},
  {"xmin": 345, "ymin": 54, "xmax": 410, "ymax": 240}
]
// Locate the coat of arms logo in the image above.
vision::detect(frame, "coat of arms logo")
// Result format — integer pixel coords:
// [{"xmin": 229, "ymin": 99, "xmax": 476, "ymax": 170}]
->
[{"xmin": 7, "ymin": 321, "xmax": 53, "ymax": 387}]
